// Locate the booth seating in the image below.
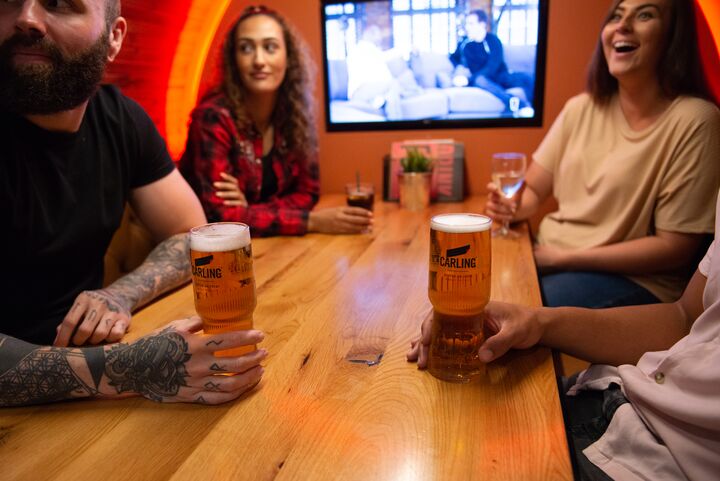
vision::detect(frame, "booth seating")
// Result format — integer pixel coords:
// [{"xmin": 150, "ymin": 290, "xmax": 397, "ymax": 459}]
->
[{"xmin": 103, "ymin": 207, "xmax": 155, "ymax": 286}]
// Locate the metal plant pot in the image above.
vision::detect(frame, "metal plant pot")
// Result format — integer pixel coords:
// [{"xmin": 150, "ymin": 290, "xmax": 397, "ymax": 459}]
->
[{"xmin": 398, "ymin": 172, "xmax": 432, "ymax": 211}]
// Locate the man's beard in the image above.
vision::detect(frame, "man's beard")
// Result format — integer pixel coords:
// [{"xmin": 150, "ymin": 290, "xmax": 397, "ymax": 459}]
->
[{"xmin": 0, "ymin": 31, "xmax": 110, "ymax": 115}]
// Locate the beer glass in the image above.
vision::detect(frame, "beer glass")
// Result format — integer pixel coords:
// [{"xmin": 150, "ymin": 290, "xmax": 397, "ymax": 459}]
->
[
  {"xmin": 190, "ymin": 222, "xmax": 257, "ymax": 357},
  {"xmin": 428, "ymin": 213, "xmax": 492, "ymax": 382}
]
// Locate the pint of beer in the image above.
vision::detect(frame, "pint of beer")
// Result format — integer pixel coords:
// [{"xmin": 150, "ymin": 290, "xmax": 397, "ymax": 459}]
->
[
  {"xmin": 428, "ymin": 213, "xmax": 492, "ymax": 382},
  {"xmin": 190, "ymin": 223, "xmax": 257, "ymax": 358}
]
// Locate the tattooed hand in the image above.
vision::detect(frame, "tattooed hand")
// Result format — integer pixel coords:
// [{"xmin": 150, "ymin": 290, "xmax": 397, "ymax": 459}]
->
[
  {"xmin": 54, "ymin": 289, "xmax": 133, "ymax": 347},
  {"xmin": 106, "ymin": 316, "xmax": 267, "ymax": 404},
  {"xmin": 1, "ymin": 316, "xmax": 266, "ymax": 407}
]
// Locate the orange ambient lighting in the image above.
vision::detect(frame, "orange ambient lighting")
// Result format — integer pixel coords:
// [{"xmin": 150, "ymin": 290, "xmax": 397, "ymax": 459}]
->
[
  {"xmin": 166, "ymin": 0, "xmax": 230, "ymax": 160},
  {"xmin": 697, "ymin": 0, "xmax": 720, "ymax": 53},
  {"xmin": 696, "ymin": 0, "xmax": 720, "ymax": 104}
]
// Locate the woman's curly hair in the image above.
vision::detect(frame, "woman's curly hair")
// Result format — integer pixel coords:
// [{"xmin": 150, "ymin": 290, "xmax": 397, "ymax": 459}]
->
[{"xmin": 212, "ymin": 6, "xmax": 318, "ymax": 157}]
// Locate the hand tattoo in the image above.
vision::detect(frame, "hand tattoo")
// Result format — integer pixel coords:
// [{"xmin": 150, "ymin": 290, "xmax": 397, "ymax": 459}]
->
[
  {"xmin": 76, "ymin": 291, "xmax": 125, "ymax": 318},
  {"xmin": 210, "ymin": 363, "xmax": 226, "ymax": 372},
  {"xmin": 104, "ymin": 328, "xmax": 191, "ymax": 402}
]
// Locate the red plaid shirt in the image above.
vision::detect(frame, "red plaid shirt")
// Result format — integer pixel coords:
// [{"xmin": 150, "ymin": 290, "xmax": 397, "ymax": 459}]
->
[{"xmin": 179, "ymin": 93, "xmax": 319, "ymax": 237}]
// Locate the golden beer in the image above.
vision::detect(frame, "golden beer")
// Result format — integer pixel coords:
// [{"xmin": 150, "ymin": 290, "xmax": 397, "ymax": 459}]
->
[
  {"xmin": 190, "ymin": 223, "xmax": 257, "ymax": 358},
  {"xmin": 428, "ymin": 213, "xmax": 492, "ymax": 382}
]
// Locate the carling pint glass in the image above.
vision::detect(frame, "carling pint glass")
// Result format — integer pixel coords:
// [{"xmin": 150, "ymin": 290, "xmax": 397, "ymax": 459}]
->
[
  {"xmin": 190, "ymin": 223, "xmax": 257, "ymax": 357},
  {"xmin": 428, "ymin": 213, "xmax": 492, "ymax": 382}
]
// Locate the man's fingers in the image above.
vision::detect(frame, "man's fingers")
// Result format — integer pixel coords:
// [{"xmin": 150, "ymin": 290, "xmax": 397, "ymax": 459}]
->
[
  {"xmin": 189, "ymin": 382, "xmax": 262, "ymax": 405},
  {"xmin": 415, "ymin": 313, "xmax": 432, "ymax": 369},
  {"xmin": 416, "ymin": 343, "xmax": 429, "ymax": 369},
  {"xmin": 201, "ymin": 329, "xmax": 265, "ymax": 352},
  {"xmin": 478, "ymin": 328, "xmax": 514, "ymax": 363},
  {"xmin": 72, "ymin": 307, "xmax": 104, "ymax": 345},
  {"xmin": 88, "ymin": 316, "xmax": 115, "ymax": 344},
  {"xmin": 197, "ymin": 348, "xmax": 268, "ymax": 376},
  {"xmin": 406, "ymin": 337, "xmax": 420, "ymax": 361},
  {"xmin": 193, "ymin": 365, "xmax": 265, "ymax": 393},
  {"xmin": 183, "ymin": 366, "xmax": 264, "ymax": 405},
  {"xmin": 169, "ymin": 316, "xmax": 203, "ymax": 333},
  {"xmin": 54, "ymin": 297, "xmax": 89, "ymax": 346},
  {"xmin": 105, "ymin": 319, "xmax": 129, "ymax": 343},
  {"xmin": 406, "ymin": 337, "xmax": 429, "ymax": 369}
]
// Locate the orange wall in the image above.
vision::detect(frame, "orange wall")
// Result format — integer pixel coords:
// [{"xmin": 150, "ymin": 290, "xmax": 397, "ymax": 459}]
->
[{"xmin": 200, "ymin": 0, "xmax": 610, "ymax": 195}]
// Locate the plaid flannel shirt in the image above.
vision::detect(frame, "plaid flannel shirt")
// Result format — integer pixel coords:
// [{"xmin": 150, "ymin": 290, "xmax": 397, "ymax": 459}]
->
[{"xmin": 179, "ymin": 93, "xmax": 319, "ymax": 237}]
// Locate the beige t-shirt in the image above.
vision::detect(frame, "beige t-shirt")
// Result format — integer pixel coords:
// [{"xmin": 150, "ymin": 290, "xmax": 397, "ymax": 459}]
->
[{"xmin": 534, "ymin": 93, "xmax": 720, "ymax": 301}]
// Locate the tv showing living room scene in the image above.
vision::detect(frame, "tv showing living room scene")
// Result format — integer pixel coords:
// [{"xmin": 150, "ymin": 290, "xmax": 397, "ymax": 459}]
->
[{"xmin": 321, "ymin": 0, "xmax": 548, "ymax": 131}]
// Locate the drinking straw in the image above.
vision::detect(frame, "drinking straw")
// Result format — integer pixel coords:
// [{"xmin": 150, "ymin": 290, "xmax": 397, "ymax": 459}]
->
[{"xmin": 356, "ymin": 171, "xmax": 361, "ymax": 190}]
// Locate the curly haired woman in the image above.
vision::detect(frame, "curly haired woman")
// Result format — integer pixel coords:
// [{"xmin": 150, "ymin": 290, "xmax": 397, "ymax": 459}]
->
[{"xmin": 179, "ymin": 6, "xmax": 372, "ymax": 236}]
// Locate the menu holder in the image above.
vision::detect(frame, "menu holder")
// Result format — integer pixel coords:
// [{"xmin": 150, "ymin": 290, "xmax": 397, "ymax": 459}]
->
[{"xmin": 383, "ymin": 139, "xmax": 465, "ymax": 202}]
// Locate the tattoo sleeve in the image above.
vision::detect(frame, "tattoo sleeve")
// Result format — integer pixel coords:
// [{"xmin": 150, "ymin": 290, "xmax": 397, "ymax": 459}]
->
[
  {"xmin": 104, "ymin": 328, "xmax": 191, "ymax": 402},
  {"xmin": 104, "ymin": 232, "xmax": 191, "ymax": 312},
  {"xmin": 0, "ymin": 335, "xmax": 106, "ymax": 407},
  {"xmin": 0, "ymin": 326, "xmax": 193, "ymax": 406}
]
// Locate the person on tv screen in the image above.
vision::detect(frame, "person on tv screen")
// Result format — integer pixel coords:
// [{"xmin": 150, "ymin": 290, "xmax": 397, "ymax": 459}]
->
[
  {"xmin": 449, "ymin": 9, "xmax": 534, "ymax": 114},
  {"xmin": 345, "ymin": 25, "xmax": 421, "ymax": 120},
  {"xmin": 486, "ymin": 0, "xmax": 720, "ymax": 309},
  {"xmin": 179, "ymin": 6, "xmax": 372, "ymax": 236}
]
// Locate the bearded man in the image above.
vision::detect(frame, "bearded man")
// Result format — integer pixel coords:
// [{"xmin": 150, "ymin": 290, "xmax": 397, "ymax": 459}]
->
[{"xmin": 0, "ymin": 0, "xmax": 265, "ymax": 406}]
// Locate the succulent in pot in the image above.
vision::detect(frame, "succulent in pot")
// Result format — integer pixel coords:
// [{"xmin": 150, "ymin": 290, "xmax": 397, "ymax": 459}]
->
[{"xmin": 398, "ymin": 148, "xmax": 433, "ymax": 211}]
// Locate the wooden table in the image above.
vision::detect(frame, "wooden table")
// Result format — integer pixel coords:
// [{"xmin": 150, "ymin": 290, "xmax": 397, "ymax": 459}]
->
[{"xmin": 0, "ymin": 196, "xmax": 572, "ymax": 481}]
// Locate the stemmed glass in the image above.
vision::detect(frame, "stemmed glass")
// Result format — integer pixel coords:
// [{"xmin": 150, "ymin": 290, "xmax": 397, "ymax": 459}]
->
[{"xmin": 491, "ymin": 152, "xmax": 526, "ymax": 238}]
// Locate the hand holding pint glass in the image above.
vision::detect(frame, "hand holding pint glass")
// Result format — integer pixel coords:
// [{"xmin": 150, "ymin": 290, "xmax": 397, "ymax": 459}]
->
[
  {"xmin": 428, "ymin": 213, "xmax": 492, "ymax": 382},
  {"xmin": 190, "ymin": 223, "xmax": 257, "ymax": 358}
]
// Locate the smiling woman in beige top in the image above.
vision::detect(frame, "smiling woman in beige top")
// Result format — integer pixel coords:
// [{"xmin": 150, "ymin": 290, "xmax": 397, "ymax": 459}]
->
[{"xmin": 486, "ymin": 0, "xmax": 720, "ymax": 308}]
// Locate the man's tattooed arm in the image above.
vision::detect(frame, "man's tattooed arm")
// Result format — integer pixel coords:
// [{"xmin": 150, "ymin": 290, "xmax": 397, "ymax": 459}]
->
[
  {"xmin": 0, "ymin": 335, "xmax": 108, "ymax": 407},
  {"xmin": 104, "ymin": 233, "xmax": 191, "ymax": 313},
  {"xmin": 0, "ymin": 327, "xmax": 193, "ymax": 407}
]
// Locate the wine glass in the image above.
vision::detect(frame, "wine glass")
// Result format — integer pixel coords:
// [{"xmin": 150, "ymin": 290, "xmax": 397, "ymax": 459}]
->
[{"xmin": 491, "ymin": 152, "xmax": 526, "ymax": 238}]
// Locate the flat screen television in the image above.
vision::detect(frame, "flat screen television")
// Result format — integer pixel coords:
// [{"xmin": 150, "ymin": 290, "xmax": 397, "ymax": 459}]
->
[{"xmin": 320, "ymin": 0, "xmax": 548, "ymax": 131}]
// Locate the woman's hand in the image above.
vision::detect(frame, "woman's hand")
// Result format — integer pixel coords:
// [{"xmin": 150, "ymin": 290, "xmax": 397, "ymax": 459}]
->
[
  {"xmin": 533, "ymin": 244, "xmax": 571, "ymax": 273},
  {"xmin": 214, "ymin": 172, "xmax": 248, "ymax": 207},
  {"xmin": 308, "ymin": 207, "xmax": 373, "ymax": 234},
  {"xmin": 485, "ymin": 182, "xmax": 523, "ymax": 224}
]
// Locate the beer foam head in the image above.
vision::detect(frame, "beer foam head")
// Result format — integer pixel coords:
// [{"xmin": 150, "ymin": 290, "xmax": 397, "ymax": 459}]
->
[
  {"xmin": 431, "ymin": 213, "xmax": 492, "ymax": 233},
  {"xmin": 190, "ymin": 223, "xmax": 251, "ymax": 252}
]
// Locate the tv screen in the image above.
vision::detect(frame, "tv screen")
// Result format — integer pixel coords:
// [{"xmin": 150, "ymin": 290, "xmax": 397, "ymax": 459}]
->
[{"xmin": 321, "ymin": 0, "xmax": 548, "ymax": 131}]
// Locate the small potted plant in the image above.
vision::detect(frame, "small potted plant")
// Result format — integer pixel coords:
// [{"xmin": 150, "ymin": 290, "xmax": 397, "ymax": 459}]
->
[{"xmin": 398, "ymin": 148, "xmax": 433, "ymax": 211}]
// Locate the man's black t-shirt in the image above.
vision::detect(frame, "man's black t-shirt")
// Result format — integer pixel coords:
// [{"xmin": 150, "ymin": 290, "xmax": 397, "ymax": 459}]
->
[{"xmin": 0, "ymin": 85, "xmax": 175, "ymax": 345}]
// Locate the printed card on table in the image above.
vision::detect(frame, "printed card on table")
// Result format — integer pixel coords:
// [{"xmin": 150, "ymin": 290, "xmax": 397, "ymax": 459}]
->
[{"xmin": 383, "ymin": 139, "xmax": 465, "ymax": 202}]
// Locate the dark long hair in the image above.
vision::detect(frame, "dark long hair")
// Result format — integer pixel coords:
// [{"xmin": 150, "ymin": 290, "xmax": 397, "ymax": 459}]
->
[
  {"xmin": 209, "ymin": 6, "xmax": 317, "ymax": 156},
  {"xmin": 586, "ymin": 0, "xmax": 710, "ymax": 104}
]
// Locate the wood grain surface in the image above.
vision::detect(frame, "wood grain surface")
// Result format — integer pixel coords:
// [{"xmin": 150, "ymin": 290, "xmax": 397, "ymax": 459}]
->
[{"xmin": 0, "ymin": 196, "xmax": 572, "ymax": 481}]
